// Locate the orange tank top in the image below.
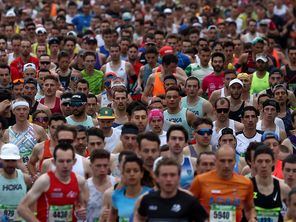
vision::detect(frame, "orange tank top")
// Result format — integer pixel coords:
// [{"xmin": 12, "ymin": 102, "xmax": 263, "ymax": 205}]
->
[
  {"xmin": 272, "ymin": 49, "xmax": 280, "ymax": 68},
  {"xmin": 152, "ymin": 72, "xmax": 165, "ymax": 96},
  {"xmin": 39, "ymin": 140, "xmax": 52, "ymax": 171}
]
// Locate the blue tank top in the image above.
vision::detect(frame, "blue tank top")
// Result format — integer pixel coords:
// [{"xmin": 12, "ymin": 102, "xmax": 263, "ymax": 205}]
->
[
  {"xmin": 180, "ymin": 156, "xmax": 194, "ymax": 189},
  {"xmin": 66, "ymin": 115, "xmax": 94, "ymax": 128},
  {"xmin": 180, "ymin": 96, "xmax": 205, "ymax": 117}
]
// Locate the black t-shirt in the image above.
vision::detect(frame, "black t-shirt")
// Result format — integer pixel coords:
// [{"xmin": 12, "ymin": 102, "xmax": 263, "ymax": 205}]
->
[{"xmin": 138, "ymin": 189, "xmax": 208, "ymax": 222}]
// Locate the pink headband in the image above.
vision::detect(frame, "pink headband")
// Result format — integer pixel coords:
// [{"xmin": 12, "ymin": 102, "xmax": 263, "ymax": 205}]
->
[{"xmin": 148, "ymin": 109, "xmax": 164, "ymax": 122}]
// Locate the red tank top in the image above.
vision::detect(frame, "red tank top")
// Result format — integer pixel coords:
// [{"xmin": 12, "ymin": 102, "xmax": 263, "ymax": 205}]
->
[
  {"xmin": 40, "ymin": 97, "xmax": 62, "ymax": 114},
  {"xmin": 37, "ymin": 171, "xmax": 80, "ymax": 222},
  {"xmin": 39, "ymin": 140, "xmax": 52, "ymax": 171}
]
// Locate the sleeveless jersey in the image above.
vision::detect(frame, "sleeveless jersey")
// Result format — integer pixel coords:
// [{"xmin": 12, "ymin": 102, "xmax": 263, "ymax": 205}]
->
[
  {"xmin": 164, "ymin": 108, "xmax": 193, "ymax": 140},
  {"xmin": 105, "ymin": 61, "xmax": 127, "ymax": 86},
  {"xmin": 39, "ymin": 139, "xmax": 52, "ymax": 171},
  {"xmin": 8, "ymin": 124, "xmax": 38, "ymax": 164},
  {"xmin": 211, "ymin": 120, "xmax": 235, "ymax": 151},
  {"xmin": 100, "ymin": 91, "xmax": 112, "ymax": 108},
  {"xmin": 250, "ymin": 72, "xmax": 269, "ymax": 95},
  {"xmin": 220, "ymin": 87, "xmax": 225, "ymax": 97},
  {"xmin": 37, "ymin": 171, "xmax": 80, "ymax": 222},
  {"xmin": 242, "ymin": 53, "xmax": 256, "ymax": 74},
  {"xmin": 152, "ymin": 72, "xmax": 165, "ymax": 96},
  {"xmin": 285, "ymin": 64, "xmax": 296, "ymax": 93},
  {"xmin": 236, "ymin": 131, "xmax": 263, "ymax": 155},
  {"xmin": 256, "ymin": 120, "xmax": 281, "ymax": 140},
  {"xmin": 229, "ymin": 101, "xmax": 245, "ymax": 122},
  {"xmin": 0, "ymin": 169, "xmax": 26, "ymax": 221},
  {"xmin": 87, "ymin": 176, "xmax": 116, "ymax": 222},
  {"xmin": 143, "ymin": 63, "xmax": 158, "ymax": 87},
  {"xmin": 181, "ymin": 96, "xmax": 205, "ymax": 117},
  {"xmin": 66, "ymin": 115, "xmax": 94, "ymax": 128},
  {"xmin": 188, "ymin": 144, "xmax": 211, "ymax": 158},
  {"xmin": 252, "ymin": 177, "xmax": 283, "ymax": 222},
  {"xmin": 40, "ymin": 97, "xmax": 62, "ymax": 114}
]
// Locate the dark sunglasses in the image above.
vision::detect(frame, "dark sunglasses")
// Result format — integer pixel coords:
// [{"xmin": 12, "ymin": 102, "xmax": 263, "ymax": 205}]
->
[
  {"xmin": 61, "ymin": 101, "xmax": 71, "ymax": 106},
  {"xmin": 216, "ymin": 108, "xmax": 229, "ymax": 113},
  {"xmin": 58, "ymin": 139, "xmax": 74, "ymax": 144},
  {"xmin": 70, "ymin": 76, "xmax": 81, "ymax": 82},
  {"xmin": 34, "ymin": 117, "xmax": 49, "ymax": 122},
  {"xmin": 40, "ymin": 61, "xmax": 50, "ymax": 65},
  {"xmin": 70, "ymin": 101, "xmax": 84, "ymax": 107},
  {"xmin": 196, "ymin": 128, "xmax": 213, "ymax": 136}
]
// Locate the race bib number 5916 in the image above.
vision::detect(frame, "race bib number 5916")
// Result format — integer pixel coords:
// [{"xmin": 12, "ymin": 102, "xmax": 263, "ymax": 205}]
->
[{"xmin": 210, "ymin": 205, "xmax": 236, "ymax": 222}]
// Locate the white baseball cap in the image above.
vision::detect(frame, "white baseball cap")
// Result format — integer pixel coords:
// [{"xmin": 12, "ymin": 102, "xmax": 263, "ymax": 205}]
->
[
  {"xmin": 35, "ymin": 27, "xmax": 47, "ymax": 34},
  {"xmin": 229, "ymin": 78, "xmax": 243, "ymax": 87},
  {"xmin": 0, "ymin": 143, "xmax": 20, "ymax": 160},
  {"xmin": 23, "ymin": 63, "xmax": 36, "ymax": 72},
  {"xmin": 256, "ymin": 53, "xmax": 268, "ymax": 63}
]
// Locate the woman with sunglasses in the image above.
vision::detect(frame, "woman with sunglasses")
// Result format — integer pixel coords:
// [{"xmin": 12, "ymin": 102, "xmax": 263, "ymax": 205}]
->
[
  {"xmin": 32, "ymin": 110, "xmax": 49, "ymax": 131},
  {"xmin": 108, "ymin": 156, "xmax": 153, "ymax": 222}
]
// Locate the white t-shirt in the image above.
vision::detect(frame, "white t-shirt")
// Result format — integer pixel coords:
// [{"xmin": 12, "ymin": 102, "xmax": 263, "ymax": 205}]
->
[{"xmin": 104, "ymin": 127, "xmax": 122, "ymax": 153}]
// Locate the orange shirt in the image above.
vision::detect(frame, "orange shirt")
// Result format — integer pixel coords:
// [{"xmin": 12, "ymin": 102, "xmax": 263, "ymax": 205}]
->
[
  {"xmin": 190, "ymin": 170, "xmax": 254, "ymax": 222},
  {"xmin": 152, "ymin": 72, "xmax": 166, "ymax": 96}
]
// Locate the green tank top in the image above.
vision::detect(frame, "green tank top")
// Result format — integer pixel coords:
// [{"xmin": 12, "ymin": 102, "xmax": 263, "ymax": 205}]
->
[
  {"xmin": 180, "ymin": 96, "xmax": 205, "ymax": 117},
  {"xmin": 66, "ymin": 115, "xmax": 94, "ymax": 128},
  {"xmin": 250, "ymin": 71, "xmax": 270, "ymax": 95},
  {"xmin": 164, "ymin": 108, "xmax": 194, "ymax": 140},
  {"xmin": 0, "ymin": 169, "xmax": 26, "ymax": 221}
]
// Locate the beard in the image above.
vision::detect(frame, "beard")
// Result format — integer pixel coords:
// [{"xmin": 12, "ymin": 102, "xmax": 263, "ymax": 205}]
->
[{"xmin": 213, "ymin": 65, "xmax": 223, "ymax": 73}]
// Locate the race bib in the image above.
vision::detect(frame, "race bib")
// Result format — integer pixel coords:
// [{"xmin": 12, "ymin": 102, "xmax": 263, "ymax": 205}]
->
[
  {"xmin": 257, "ymin": 209, "xmax": 279, "ymax": 222},
  {"xmin": 48, "ymin": 205, "xmax": 73, "ymax": 222},
  {"xmin": 0, "ymin": 204, "xmax": 22, "ymax": 222},
  {"xmin": 210, "ymin": 205, "xmax": 236, "ymax": 222}
]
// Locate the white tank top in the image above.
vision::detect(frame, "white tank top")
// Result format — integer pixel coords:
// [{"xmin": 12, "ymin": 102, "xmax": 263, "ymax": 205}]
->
[
  {"xmin": 211, "ymin": 119, "xmax": 235, "ymax": 151},
  {"xmin": 105, "ymin": 61, "xmax": 127, "ymax": 86},
  {"xmin": 220, "ymin": 87, "xmax": 225, "ymax": 97},
  {"xmin": 256, "ymin": 120, "xmax": 281, "ymax": 140},
  {"xmin": 100, "ymin": 91, "xmax": 112, "ymax": 108}
]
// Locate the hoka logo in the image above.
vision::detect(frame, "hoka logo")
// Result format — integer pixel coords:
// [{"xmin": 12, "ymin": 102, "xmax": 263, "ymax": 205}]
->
[{"xmin": 2, "ymin": 184, "xmax": 22, "ymax": 191}]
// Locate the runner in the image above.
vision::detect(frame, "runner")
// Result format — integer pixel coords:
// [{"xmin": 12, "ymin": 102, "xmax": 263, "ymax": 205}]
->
[
  {"xmin": 0, "ymin": 143, "xmax": 31, "ymax": 221},
  {"xmin": 190, "ymin": 144, "xmax": 257, "ymax": 222},
  {"xmin": 195, "ymin": 151, "xmax": 216, "ymax": 175},
  {"xmin": 134, "ymin": 157, "xmax": 208, "ymax": 221},
  {"xmin": 17, "ymin": 143, "xmax": 88, "ymax": 222},
  {"xmin": 251, "ymin": 144, "xmax": 290, "ymax": 222}
]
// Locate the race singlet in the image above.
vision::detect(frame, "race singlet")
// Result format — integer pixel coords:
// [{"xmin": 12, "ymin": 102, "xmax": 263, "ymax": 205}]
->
[
  {"xmin": 0, "ymin": 204, "xmax": 22, "ymax": 221},
  {"xmin": 210, "ymin": 205, "xmax": 236, "ymax": 222},
  {"xmin": 48, "ymin": 205, "xmax": 73, "ymax": 222}
]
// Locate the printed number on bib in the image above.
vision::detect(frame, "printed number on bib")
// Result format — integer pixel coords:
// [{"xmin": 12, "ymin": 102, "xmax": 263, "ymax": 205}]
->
[
  {"xmin": 48, "ymin": 205, "xmax": 73, "ymax": 222},
  {"xmin": 210, "ymin": 205, "xmax": 236, "ymax": 222},
  {"xmin": 0, "ymin": 204, "xmax": 22, "ymax": 221},
  {"xmin": 21, "ymin": 150, "xmax": 31, "ymax": 164},
  {"xmin": 257, "ymin": 210, "xmax": 279, "ymax": 222},
  {"xmin": 119, "ymin": 217, "xmax": 129, "ymax": 222}
]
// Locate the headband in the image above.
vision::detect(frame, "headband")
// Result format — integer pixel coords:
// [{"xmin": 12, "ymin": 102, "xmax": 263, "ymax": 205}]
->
[{"xmin": 12, "ymin": 101, "xmax": 29, "ymax": 110}]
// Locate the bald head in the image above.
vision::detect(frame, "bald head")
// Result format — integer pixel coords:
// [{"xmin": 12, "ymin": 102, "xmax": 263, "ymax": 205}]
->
[
  {"xmin": 216, "ymin": 144, "xmax": 236, "ymax": 179},
  {"xmin": 216, "ymin": 144, "xmax": 235, "ymax": 159}
]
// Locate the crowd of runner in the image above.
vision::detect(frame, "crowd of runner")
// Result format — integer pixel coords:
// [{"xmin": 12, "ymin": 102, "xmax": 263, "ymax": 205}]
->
[{"xmin": 1, "ymin": 0, "xmax": 296, "ymax": 221}]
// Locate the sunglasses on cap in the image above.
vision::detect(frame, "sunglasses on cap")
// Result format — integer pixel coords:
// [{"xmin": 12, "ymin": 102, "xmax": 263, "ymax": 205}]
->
[
  {"xmin": 70, "ymin": 101, "xmax": 85, "ymax": 107},
  {"xmin": 216, "ymin": 108, "xmax": 229, "ymax": 113},
  {"xmin": 13, "ymin": 78, "xmax": 24, "ymax": 84},
  {"xmin": 221, "ymin": 128, "xmax": 234, "ymax": 135},
  {"xmin": 261, "ymin": 131, "xmax": 279, "ymax": 142},
  {"xmin": 40, "ymin": 61, "xmax": 50, "ymax": 65},
  {"xmin": 196, "ymin": 128, "xmax": 213, "ymax": 136}
]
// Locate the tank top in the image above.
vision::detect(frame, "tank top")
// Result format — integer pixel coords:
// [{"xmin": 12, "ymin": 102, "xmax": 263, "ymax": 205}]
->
[
  {"xmin": 87, "ymin": 176, "xmax": 116, "ymax": 222},
  {"xmin": 256, "ymin": 120, "xmax": 281, "ymax": 140},
  {"xmin": 243, "ymin": 53, "xmax": 256, "ymax": 74},
  {"xmin": 180, "ymin": 156, "xmax": 194, "ymax": 189},
  {"xmin": 164, "ymin": 108, "xmax": 193, "ymax": 140},
  {"xmin": 250, "ymin": 71, "xmax": 270, "ymax": 95},
  {"xmin": 30, "ymin": 101, "xmax": 39, "ymax": 115},
  {"xmin": 100, "ymin": 91, "xmax": 112, "ymax": 108},
  {"xmin": 180, "ymin": 96, "xmax": 205, "ymax": 117},
  {"xmin": 285, "ymin": 64, "xmax": 296, "ymax": 93},
  {"xmin": 105, "ymin": 61, "xmax": 127, "ymax": 86},
  {"xmin": 252, "ymin": 177, "xmax": 283, "ymax": 222},
  {"xmin": 37, "ymin": 171, "xmax": 80, "ymax": 222},
  {"xmin": 40, "ymin": 97, "xmax": 62, "ymax": 114},
  {"xmin": 66, "ymin": 115, "xmax": 94, "ymax": 129},
  {"xmin": 143, "ymin": 63, "xmax": 158, "ymax": 87},
  {"xmin": 39, "ymin": 140, "xmax": 52, "ymax": 172},
  {"xmin": 0, "ymin": 169, "xmax": 26, "ymax": 221},
  {"xmin": 220, "ymin": 87, "xmax": 225, "ymax": 97},
  {"xmin": 229, "ymin": 101, "xmax": 245, "ymax": 122},
  {"xmin": 211, "ymin": 120, "xmax": 235, "ymax": 151},
  {"xmin": 94, "ymin": 52, "xmax": 101, "ymax": 70},
  {"xmin": 188, "ymin": 144, "xmax": 211, "ymax": 158},
  {"xmin": 272, "ymin": 49, "xmax": 280, "ymax": 68},
  {"xmin": 8, "ymin": 124, "xmax": 38, "ymax": 165},
  {"xmin": 152, "ymin": 72, "xmax": 166, "ymax": 96}
]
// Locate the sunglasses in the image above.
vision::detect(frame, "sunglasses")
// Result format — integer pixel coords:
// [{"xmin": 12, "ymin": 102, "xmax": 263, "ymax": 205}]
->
[
  {"xmin": 13, "ymin": 78, "xmax": 24, "ymax": 84},
  {"xmin": 40, "ymin": 61, "xmax": 50, "ymax": 65},
  {"xmin": 61, "ymin": 101, "xmax": 71, "ymax": 106},
  {"xmin": 196, "ymin": 128, "xmax": 213, "ymax": 136},
  {"xmin": 216, "ymin": 108, "xmax": 229, "ymax": 113},
  {"xmin": 34, "ymin": 117, "xmax": 49, "ymax": 122},
  {"xmin": 70, "ymin": 76, "xmax": 81, "ymax": 82},
  {"xmin": 70, "ymin": 101, "xmax": 85, "ymax": 107},
  {"xmin": 58, "ymin": 139, "xmax": 74, "ymax": 144}
]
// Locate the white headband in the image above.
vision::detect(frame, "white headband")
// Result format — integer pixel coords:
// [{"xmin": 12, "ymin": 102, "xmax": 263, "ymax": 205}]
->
[{"xmin": 12, "ymin": 101, "xmax": 29, "ymax": 110}]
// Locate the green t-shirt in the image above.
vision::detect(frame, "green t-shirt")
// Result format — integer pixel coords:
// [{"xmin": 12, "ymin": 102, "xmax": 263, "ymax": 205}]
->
[{"xmin": 81, "ymin": 69, "xmax": 104, "ymax": 95}]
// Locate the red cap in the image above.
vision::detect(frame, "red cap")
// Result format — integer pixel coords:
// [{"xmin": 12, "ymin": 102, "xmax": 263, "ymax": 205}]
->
[{"xmin": 159, "ymin": 46, "xmax": 174, "ymax": 58}]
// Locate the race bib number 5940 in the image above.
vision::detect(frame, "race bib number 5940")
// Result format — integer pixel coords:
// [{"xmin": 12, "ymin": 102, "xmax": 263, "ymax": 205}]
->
[{"xmin": 210, "ymin": 205, "xmax": 236, "ymax": 222}]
